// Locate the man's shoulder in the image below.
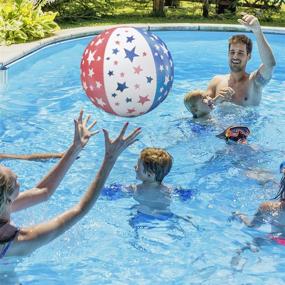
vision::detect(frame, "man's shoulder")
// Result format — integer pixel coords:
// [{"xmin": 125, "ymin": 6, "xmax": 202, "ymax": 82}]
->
[
  {"xmin": 209, "ymin": 74, "xmax": 228, "ymax": 86},
  {"xmin": 211, "ymin": 74, "xmax": 228, "ymax": 81}
]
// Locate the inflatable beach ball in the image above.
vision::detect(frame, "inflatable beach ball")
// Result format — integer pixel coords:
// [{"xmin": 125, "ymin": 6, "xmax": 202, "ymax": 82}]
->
[{"xmin": 80, "ymin": 27, "xmax": 174, "ymax": 117}]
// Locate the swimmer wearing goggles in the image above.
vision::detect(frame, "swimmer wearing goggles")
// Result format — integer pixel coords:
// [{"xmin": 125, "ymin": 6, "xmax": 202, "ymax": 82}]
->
[{"xmin": 216, "ymin": 126, "xmax": 250, "ymax": 144}]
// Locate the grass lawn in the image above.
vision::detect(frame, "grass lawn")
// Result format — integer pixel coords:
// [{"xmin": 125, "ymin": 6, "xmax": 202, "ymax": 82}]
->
[{"xmin": 58, "ymin": 2, "xmax": 285, "ymax": 29}]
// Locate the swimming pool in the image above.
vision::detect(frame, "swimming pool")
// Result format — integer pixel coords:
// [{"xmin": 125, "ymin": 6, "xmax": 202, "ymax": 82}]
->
[{"xmin": 1, "ymin": 30, "xmax": 285, "ymax": 284}]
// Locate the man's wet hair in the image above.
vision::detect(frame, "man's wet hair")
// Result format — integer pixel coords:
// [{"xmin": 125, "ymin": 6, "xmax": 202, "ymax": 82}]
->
[{"xmin": 228, "ymin": 34, "xmax": 253, "ymax": 55}]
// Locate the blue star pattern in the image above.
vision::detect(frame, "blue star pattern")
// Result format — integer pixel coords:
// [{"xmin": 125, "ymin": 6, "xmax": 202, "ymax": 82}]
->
[
  {"xmin": 124, "ymin": 47, "xmax": 139, "ymax": 62},
  {"xmin": 126, "ymin": 36, "xmax": 135, "ymax": 43},
  {"xmin": 116, "ymin": 82, "xmax": 128, "ymax": 92},
  {"xmin": 146, "ymin": 76, "xmax": 153, "ymax": 84},
  {"xmin": 112, "ymin": 48, "xmax": 119, "ymax": 55}
]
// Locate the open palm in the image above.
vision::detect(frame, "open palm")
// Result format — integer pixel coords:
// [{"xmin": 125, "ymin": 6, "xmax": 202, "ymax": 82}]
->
[
  {"xmin": 103, "ymin": 122, "xmax": 141, "ymax": 161},
  {"xmin": 73, "ymin": 110, "xmax": 98, "ymax": 148}
]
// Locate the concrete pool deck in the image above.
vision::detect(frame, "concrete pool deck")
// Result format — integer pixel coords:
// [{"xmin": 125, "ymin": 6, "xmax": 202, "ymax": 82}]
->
[{"xmin": 1, "ymin": 23, "xmax": 285, "ymax": 67}]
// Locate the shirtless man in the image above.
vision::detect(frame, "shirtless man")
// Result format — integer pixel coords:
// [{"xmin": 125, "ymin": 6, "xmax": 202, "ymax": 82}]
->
[{"xmin": 205, "ymin": 13, "xmax": 276, "ymax": 106}]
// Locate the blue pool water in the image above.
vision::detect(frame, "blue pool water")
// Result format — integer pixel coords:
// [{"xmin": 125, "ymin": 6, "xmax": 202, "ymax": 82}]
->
[{"xmin": 1, "ymin": 30, "xmax": 285, "ymax": 284}]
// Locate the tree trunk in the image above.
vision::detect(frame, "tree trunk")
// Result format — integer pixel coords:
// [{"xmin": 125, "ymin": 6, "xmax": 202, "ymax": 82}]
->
[
  {"xmin": 165, "ymin": 0, "xmax": 180, "ymax": 8},
  {"xmin": 216, "ymin": 0, "xmax": 237, "ymax": 14},
  {"xmin": 202, "ymin": 0, "xmax": 209, "ymax": 17},
  {"xmin": 153, "ymin": 0, "xmax": 165, "ymax": 16}
]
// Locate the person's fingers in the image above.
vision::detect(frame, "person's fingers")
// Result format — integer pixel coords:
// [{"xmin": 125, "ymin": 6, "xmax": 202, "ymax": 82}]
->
[
  {"xmin": 126, "ymin": 138, "xmax": 139, "ymax": 148},
  {"xmin": 125, "ymin": 127, "xmax": 141, "ymax": 142},
  {"xmin": 237, "ymin": 19, "xmax": 247, "ymax": 26},
  {"xmin": 102, "ymin": 129, "xmax": 111, "ymax": 144},
  {"xmin": 88, "ymin": 119, "xmax": 97, "ymax": 130},
  {"xmin": 243, "ymin": 15, "xmax": 251, "ymax": 22},
  {"xmin": 90, "ymin": 130, "xmax": 100, "ymax": 136},
  {"xmin": 247, "ymin": 16, "xmax": 255, "ymax": 24},
  {"xmin": 83, "ymin": 114, "xmax": 91, "ymax": 126},
  {"xmin": 118, "ymin": 122, "xmax": 129, "ymax": 139},
  {"xmin": 220, "ymin": 87, "xmax": 234, "ymax": 94},
  {"xmin": 74, "ymin": 119, "xmax": 79, "ymax": 137},
  {"xmin": 125, "ymin": 135, "xmax": 140, "ymax": 149},
  {"xmin": 208, "ymin": 99, "xmax": 214, "ymax": 107},
  {"xmin": 77, "ymin": 110, "xmax": 83, "ymax": 124},
  {"xmin": 247, "ymin": 15, "xmax": 256, "ymax": 24},
  {"xmin": 249, "ymin": 18, "xmax": 256, "ymax": 26},
  {"xmin": 245, "ymin": 14, "xmax": 252, "ymax": 19}
]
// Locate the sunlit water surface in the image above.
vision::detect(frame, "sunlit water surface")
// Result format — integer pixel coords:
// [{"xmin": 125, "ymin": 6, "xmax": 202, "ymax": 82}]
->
[{"xmin": 1, "ymin": 31, "xmax": 285, "ymax": 284}]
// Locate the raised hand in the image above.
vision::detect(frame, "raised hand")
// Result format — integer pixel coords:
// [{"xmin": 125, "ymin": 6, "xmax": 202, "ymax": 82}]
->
[
  {"xmin": 11, "ymin": 110, "xmax": 99, "ymax": 214},
  {"xmin": 238, "ymin": 13, "xmax": 261, "ymax": 33},
  {"xmin": 103, "ymin": 122, "xmax": 141, "ymax": 161},
  {"xmin": 73, "ymin": 110, "xmax": 98, "ymax": 149}
]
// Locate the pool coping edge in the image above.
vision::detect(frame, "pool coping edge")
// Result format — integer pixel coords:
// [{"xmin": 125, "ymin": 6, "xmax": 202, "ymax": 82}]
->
[{"xmin": 1, "ymin": 23, "xmax": 284, "ymax": 67}]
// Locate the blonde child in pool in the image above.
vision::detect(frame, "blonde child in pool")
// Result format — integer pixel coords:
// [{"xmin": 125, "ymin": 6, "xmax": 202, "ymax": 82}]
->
[{"xmin": 184, "ymin": 89, "xmax": 233, "ymax": 118}]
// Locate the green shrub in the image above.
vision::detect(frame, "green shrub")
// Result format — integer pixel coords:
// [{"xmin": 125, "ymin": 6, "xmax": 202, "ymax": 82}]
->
[
  {"xmin": 44, "ymin": 0, "xmax": 114, "ymax": 22},
  {"xmin": 0, "ymin": 0, "xmax": 60, "ymax": 45}
]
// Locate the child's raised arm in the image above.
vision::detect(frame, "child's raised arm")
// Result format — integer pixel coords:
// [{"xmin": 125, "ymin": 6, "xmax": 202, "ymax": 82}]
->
[
  {"xmin": 8, "ymin": 122, "xmax": 141, "ymax": 256},
  {"xmin": 11, "ymin": 110, "xmax": 98, "ymax": 212}
]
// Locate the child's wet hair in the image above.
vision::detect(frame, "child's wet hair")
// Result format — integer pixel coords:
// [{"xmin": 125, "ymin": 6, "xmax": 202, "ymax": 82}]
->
[
  {"xmin": 140, "ymin": 148, "xmax": 173, "ymax": 183},
  {"xmin": 184, "ymin": 90, "xmax": 204, "ymax": 110}
]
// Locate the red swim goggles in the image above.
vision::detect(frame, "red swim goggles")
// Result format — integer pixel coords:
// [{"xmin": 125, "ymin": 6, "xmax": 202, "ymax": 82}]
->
[{"xmin": 217, "ymin": 126, "xmax": 250, "ymax": 144}]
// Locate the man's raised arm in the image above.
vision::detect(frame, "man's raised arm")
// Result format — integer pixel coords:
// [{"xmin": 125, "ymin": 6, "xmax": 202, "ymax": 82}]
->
[{"xmin": 238, "ymin": 13, "xmax": 276, "ymax": 81}]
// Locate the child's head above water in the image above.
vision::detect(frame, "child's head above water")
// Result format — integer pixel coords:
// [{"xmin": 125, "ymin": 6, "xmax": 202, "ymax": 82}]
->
[
  {"xmin": 135, "ymin": 148, "xmax": 173, "ymax": 184},
  {"xmin": 184, "ymin": 90, "xmax": 213, "ymax": 118}
]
